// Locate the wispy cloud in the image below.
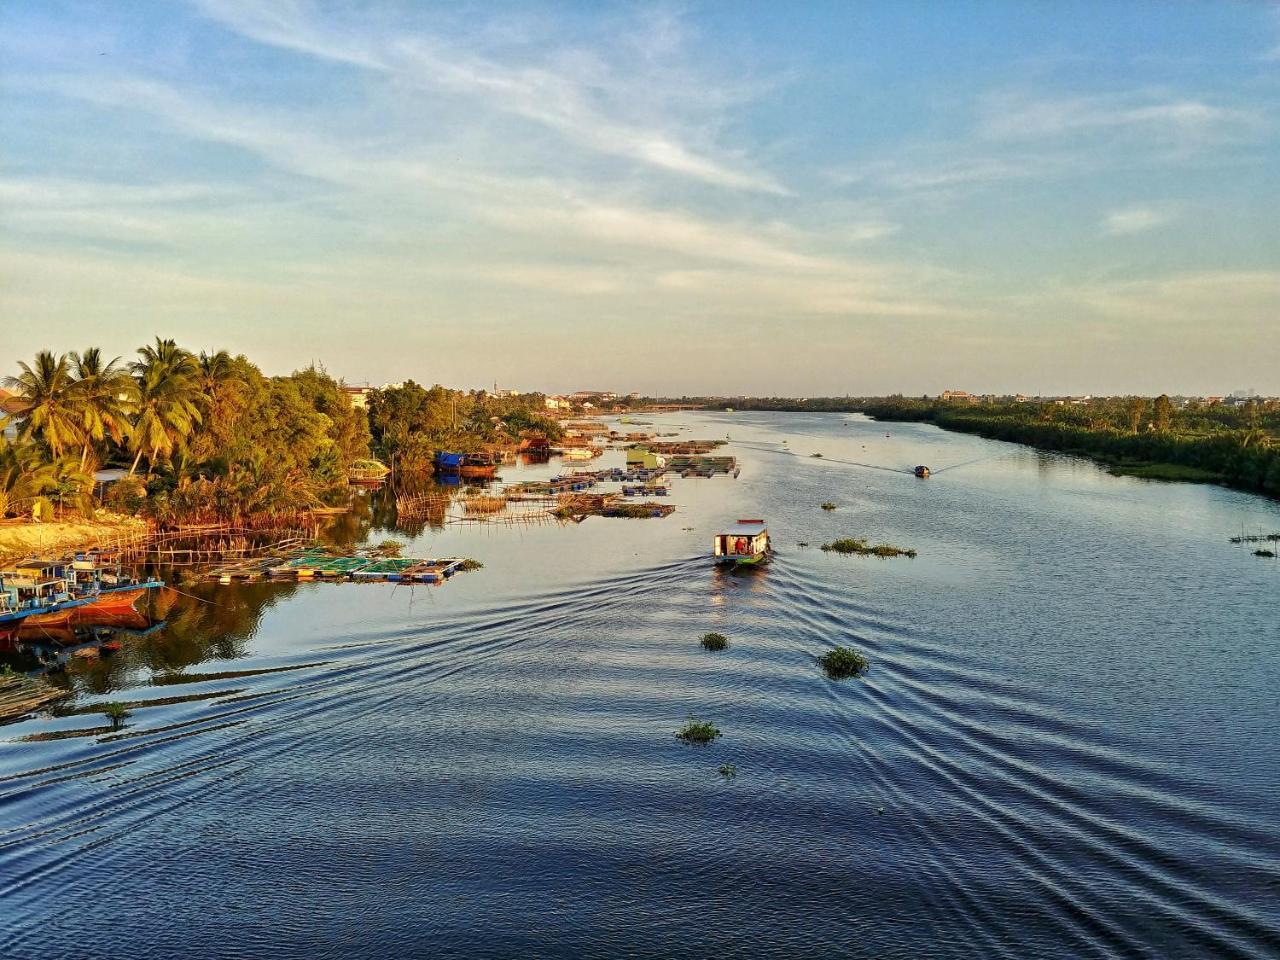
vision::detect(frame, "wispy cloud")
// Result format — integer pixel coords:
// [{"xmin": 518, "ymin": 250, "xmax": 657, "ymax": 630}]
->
[
  {"xmin": 188, "ymin": 0, "xmax": 786, "ymax": 194},
  {"xmin": 978, "ymin": 90, "xmax": 1262, "ymax": 148},
  {"xmin": 1101, "ymin": 205, "xmax": 1175, "ymax": 236}
]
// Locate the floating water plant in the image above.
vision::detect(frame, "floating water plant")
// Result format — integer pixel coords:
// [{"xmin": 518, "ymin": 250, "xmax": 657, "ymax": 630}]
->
[
  {"xmin": 376, "ymin": 539, "xmax": 404, "ymax": 557},
  {"xmin": 458, "ymin": 558, "xmax": 484, "ymax": 571},
  {"xmin": 1256, "ymin": 549, "xmax": 1276, "ymax": 558},
  {"xmin": 676, "ymin": 718, "xmax": 721, "ymax": 744},
  {"xmin": 700, "ymin": 632, "xmax": 729, "ymax": 651},
  {"xmin": 811, "ymin": 453, "xmax": 824, "ymax": 458},
  {"xmin": 820, "ymin": 538, "xmax": 916, "ymax": 558},
  {"xmin": 718, "ymin": 763, "xmax": 737, "ymax": 779},
  {"xmin": 820, "ymin": 502, "xmax": 837, "ymax": 511},
  {"xmin": 102, "ymin": 701, "xmax": 131, "ymax": 731},
  {"xmin": 819, "ymin": 646, "xmax": 869, "ymax": 679}
]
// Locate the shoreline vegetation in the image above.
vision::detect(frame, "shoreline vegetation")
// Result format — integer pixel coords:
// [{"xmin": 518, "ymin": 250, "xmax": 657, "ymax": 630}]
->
[
  {"xmin": 700, "ymin": 395, "xmax": 1280, "ymax": 500},
  {"xmin": 1, "ymin": 339, "xmax": 566, "ymax": 554}
]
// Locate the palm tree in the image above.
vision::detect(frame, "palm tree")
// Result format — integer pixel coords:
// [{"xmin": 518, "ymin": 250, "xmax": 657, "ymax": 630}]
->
[
  {"xmin": 70, "ymin": 347, "xmax": 136, "ymax": 469},
  {"xmin": 2, "ymin": 351, "xmax": 81, "ymax": 459},
  {"xmin": 46, "ymin": 457, "xmax": 95, "ymax": 518},
  {"xmin": 0, "ymin": 438, "xmax": 58, "ymax": 521},
  {"xmin": 128, "ymin": 338, "xmax": 202, "ymax": 475}
]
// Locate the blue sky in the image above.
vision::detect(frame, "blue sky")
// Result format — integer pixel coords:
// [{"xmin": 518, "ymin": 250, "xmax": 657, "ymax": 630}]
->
[{"xmin": 1, "ymin": 1, "xmax": 1277, "ymax": 395}]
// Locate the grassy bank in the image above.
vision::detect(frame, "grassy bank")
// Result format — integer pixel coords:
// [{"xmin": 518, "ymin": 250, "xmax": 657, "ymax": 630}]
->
[{"xmin": 1105, "ymin": 462, "xmax": 1225, "ymax": 483}]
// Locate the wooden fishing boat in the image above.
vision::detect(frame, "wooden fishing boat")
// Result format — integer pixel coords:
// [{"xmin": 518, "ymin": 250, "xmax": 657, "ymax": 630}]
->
[
  {"xmin": 21, "ymin": 587, "xmax": 152, "ymax": 629},
  {"xmin": 713, "ymin": 520, "xmax": 771, "ymax": 566},
  {"xmin": 434, "ymin": 452, "xmax": 500, "ymax": 479}
]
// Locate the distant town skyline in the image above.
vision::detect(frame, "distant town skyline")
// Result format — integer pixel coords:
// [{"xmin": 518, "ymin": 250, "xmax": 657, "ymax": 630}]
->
[{"xmin": 2, "ymin": 1, "xmax": 1278, "ymax": 395}]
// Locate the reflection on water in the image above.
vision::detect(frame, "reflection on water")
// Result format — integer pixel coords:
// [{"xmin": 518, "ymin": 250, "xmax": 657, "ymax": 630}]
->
[{"xmin": 2, "ymin": 412, "xmax": 1279, "ymax": 960}]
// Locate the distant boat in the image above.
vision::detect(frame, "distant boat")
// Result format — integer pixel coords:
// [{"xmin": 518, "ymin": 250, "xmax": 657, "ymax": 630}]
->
[
  {"xmin": 434, "ymin": 452, "xmax": 500, "ymax": 479},
  {"xmin": 914, "ymin": 465, "xmax": 931, "ymax": 478},
  {"xmin": 713, "ymin": 520, "xmax": 771, "ymax": 567}
]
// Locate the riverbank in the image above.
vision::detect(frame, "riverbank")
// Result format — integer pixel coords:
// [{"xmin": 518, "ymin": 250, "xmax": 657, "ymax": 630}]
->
[
  {"xmin": 0, "ymin": 514, "xmax": 149, "ymax": 562},
  {"xmin": 851, "ymin": 402, "xmax": 1280, "ymax": 501}
]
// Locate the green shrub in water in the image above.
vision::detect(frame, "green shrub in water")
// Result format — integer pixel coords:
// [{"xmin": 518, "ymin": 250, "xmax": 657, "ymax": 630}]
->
[
  {"xmin": 103, "ymin": 702, "xmax": 131, "ymax": 731},
  {"xmin": 718, "ymin": 763, "xmax": 737, "ymax": 779},
  {"xmin": 819, "ymin": 646, "xmax": 869, "ymax": 679},
  {"xmin": 700, "ymin": 632, "xmax": 729, "ymax": 651},
  {"xmin": 820, "ymin": 502, "xmax": 837, "ymax": 511},
  {"xmin": 676, "ymin": 718, "xmax": 721, "ymax": 744}
]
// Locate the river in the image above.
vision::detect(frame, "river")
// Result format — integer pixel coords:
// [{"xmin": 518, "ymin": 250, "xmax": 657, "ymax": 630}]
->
[{"xmin": 2, "ymin": 411, "xmax": 1278, "ymax": 959}]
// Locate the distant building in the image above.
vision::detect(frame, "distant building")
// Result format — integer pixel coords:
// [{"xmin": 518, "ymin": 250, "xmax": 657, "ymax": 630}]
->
[
  {"xmin": 544, "ymin": 395, "xmax": 570, "ymax": 411},
  {"xmin": 342, "ymin": 385, "xmax": 375, "ymax": 409},
  {"xmin": 940, "ymin": 390, "xmax": 977, "ymax": 402}
]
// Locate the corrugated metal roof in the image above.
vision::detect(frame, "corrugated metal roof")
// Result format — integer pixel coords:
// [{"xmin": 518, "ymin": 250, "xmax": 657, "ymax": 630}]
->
[{"xmin": 720, "ymin": 521, "xmax": 767, "ymax": 536}]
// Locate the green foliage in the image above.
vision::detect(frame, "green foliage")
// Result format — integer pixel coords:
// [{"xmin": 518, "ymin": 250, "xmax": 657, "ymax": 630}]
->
[
  {"xmin": 676, "ymin": 718, "xmax": 721, "ymax": 744},
  {"xmin": 850, "ymin": 396, "xmax": 1280, "ymax": 500},
  {"xmin": 2, "ymin": 343, "xmax": 374, "ymax": 527},
  {"xmin": 821, "ymin": 538, "xmax": 916, "ymax": 558},
  {"xmin": 819, "ymin": 646, "xmax": 869, "ymax": 679},
  {"xmin": 102, "ymin": 701, "xmax": 131, "ymax": 730},
  {"xmin": 718, "ymin": 763, "xmax": 737, "ymax": 779},
  {"xmin": 377, "ymin": 539, "xmax": 404, "ymax": 557},
  {"xmin": 1256, "ymin": 549, "xmax": 1276, "ymax": 558},
  {"xmin": 458, "ymin": 558, "xmax": 484, "ymax": 571},
  {"xmin": 700, "ymin": 632, "xmax": 729, "ymax": 651},
  {"xmin": 820, "ymin": 502, "xmax": 837, "ymax": 510},
  {"xmin": 366, "ymin": 382, "xmax": 562, "ymax": 470}
]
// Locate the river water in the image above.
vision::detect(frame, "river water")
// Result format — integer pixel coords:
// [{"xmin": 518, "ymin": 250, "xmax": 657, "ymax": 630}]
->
[{"xmin": 2, "ymin": 411, "xmax": 1278, "ymax": 959}]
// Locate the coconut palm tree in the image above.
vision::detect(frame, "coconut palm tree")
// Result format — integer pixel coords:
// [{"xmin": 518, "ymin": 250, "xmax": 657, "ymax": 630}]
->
[
  {"xmin": 45, "ymin": 457, "xmax": 95, "ymax": 518},
  {"xmin": 2, "ymin": 350, "xmax": 81, "ymax": 459},
  {"xmin": 70, "ymin": 347, "xmax": 136, "ymax": 470},
  {"xmin": 128, "ymin": 338, "xmax": 202, "ymax": 475},
  {"xmin": 0, "ymin": 439, "xmax": 58, "ymax": 521}
]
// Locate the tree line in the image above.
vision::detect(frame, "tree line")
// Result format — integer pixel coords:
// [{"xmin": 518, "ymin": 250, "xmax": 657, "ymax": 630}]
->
[
  {"xmin": 1, "ymin": 339, "xmax": 370, "ymax": 526},
  {"xmin": 711, "ymin": 394, "xmax": 1279, "ymax": 498},
  {"xmin": 1, "ymin": 341, "xmax": 569, "ymax": 527}
]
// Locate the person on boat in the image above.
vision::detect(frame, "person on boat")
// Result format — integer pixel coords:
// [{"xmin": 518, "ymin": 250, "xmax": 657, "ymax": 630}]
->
[{"xmin": 735, "ymin": 537, "xmax": 748, "ymax": 555}]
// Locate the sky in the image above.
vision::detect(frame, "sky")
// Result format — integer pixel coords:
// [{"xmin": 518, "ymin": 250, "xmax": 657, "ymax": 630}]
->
[{"xmin": 1, "ymin": 1, "xmax": 1278, "ymax": 397}]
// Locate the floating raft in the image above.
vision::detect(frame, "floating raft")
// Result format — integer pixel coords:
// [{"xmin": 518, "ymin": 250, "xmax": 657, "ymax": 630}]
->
[
  {"xmin": 668, "ymin": 455, "xmax": 738, "ymax": 476},
  {"xmin": 206, "ymin": 553, "xmax": 470, "ymax": 584}
]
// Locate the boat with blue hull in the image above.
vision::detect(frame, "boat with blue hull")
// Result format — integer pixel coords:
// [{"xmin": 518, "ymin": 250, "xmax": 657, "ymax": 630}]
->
[{"xmin": 0, "ymin": 551, "xmax": 164, "ymax": 627}]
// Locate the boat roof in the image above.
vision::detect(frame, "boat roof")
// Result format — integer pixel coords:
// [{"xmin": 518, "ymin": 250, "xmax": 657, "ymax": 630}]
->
[{"xmin": 719, "ymin": 520, "xmax": 767, "ymax": 536}]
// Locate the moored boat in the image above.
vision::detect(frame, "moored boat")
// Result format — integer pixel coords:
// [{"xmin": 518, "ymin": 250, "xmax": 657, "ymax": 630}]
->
[
  {"xmin": 713, "ymin": 520, "xmax": 771, "ymax": 566},
  {"xmin": 434, "ymin": 451, "xmax": 500, "ymax": 479}
]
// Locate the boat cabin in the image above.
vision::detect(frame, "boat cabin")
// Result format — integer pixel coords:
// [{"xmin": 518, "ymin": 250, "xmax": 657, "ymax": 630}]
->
[
  {"xmin": 0, "ymin": 561, "xmax": 72, "ymax": 611},
  {"xmin": 713, "ymin": 520, "xmax": 771, "ymax": 565}
]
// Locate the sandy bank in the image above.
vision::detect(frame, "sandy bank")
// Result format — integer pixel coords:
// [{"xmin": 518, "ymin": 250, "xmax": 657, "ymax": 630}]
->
[{"xmin": 0, "ymin": 514, "xmax": 149, "ymax": 562}]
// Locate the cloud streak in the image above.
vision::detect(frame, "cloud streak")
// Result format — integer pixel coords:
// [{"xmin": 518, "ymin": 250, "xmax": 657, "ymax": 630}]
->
[{"xmin": 189, "ymin": 0, "xmax": 787, "ymax": 194}]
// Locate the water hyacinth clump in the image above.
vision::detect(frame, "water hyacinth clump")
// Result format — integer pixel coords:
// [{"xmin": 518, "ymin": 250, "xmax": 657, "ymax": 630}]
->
[
  {"xmin": 700, "ymin": 632, "xmax": 729, "ymax": 651},
  {"xmin": 820, "ymin": 502, "xmax": 837, "ymax": 511},
  {"xmin": 819, "ymin": 646, "xmax": 869, "ymax": 679},
  {"xmin": 718, "ymin": 763, "xmax": 738, "ymax": 779},
  {"xmin": 820, "ymin": 538, "xmax": 916, "ymax": 558},
  {"xmin": 676, "ymin": 718, "xmax": 721, "ymax": 744}
]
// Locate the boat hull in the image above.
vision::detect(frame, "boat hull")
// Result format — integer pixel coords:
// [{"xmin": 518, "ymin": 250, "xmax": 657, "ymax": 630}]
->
[{"xmin": 21, "ymin": 585, "xmax": 156, "ymax": 629}]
